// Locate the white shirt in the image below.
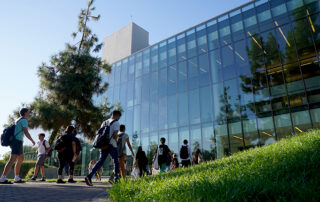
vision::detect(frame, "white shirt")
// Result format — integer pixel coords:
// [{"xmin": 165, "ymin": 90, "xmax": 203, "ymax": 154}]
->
[
  {"xmin": 102, "ymin": 118, "xmax": 120, "ymax": 148},
  {"xmin": 37, "ymin": 139, "xmax": 50, "ymax": 155},
  {"xmin": 180, "ymin": 144, "xmax": 193, "ymax": 161}
]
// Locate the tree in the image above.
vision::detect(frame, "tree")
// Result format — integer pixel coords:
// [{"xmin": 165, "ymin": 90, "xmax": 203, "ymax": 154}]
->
[{"xmin": 6, "ymin": 0, "xmax": 114, "ymax": 143}]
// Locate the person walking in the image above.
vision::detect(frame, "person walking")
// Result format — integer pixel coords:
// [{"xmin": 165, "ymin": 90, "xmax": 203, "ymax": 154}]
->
[
  {"xmin": 117, "ymin": 124, "xmax": 134, "ymax": 178},
  {"xmin": 135, "ymin": 146, "xmax": 148, "ymax": 177},
  {"xmin": 85, "ymin": 110, "xmax": 121, "ymax": 186},
  {"xmin": 170, "ymin": 154, "xmax": 179, "ymax": 170},
  {"xmin": 156, "ymin": 137, "xmax": 171, "ymax": 174},
  {"xmin": 0, "ymin": 108, "xmax": 35, "ymax": 184},
  {"xmin": 56, "ymin": 125, "xmax": 78, "ymax": 183},
  {"xmin": 179, "ymin": 139, "xmax": 192, "ymax": 168},
  {"xmin": 29, "ymin": 133, "xmax": 51, "ymax": 181},
  {"xmin": 193, "ymin": 148, "xmax": 203, "ymax": 165}
]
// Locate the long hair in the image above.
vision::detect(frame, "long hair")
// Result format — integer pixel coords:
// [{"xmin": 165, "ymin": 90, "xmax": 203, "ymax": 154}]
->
[{"xmin": 65, "ymin": 125, "xmax": 75, "ymax": 134}]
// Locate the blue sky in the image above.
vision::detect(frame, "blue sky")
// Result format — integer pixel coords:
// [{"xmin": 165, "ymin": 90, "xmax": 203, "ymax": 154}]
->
[{"xmin": 0, "ymin": 0, "xmax": 250, "ymax": 158}]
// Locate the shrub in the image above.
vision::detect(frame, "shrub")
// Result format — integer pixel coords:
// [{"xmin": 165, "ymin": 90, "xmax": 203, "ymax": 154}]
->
[{"xmin": 109, "ymin": 130, "xmax": 320, "ymax": 201}]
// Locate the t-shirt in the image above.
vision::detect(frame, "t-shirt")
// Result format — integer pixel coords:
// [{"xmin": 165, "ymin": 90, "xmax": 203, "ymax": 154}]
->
[
  {"xmin": 14, "ymin": 118, "xmax": 28, "ymax": 142},
  {"xmin": 118, "ymin": 132, "xmax": 129, "ymax": 155},
  {"xmin": 157, "ymin": 144, "xmax": 170, "ymax": 164},
  {"xmin": 37, "ymin": 139, "xmax": 50, "ymax": 155},
  {"xmin": 102, "ymin": 119, "xmax": 120, "ymax": 148},
  {"xmin": 63, "ymin": 133, "xmax": 77, "ymax": 154}
]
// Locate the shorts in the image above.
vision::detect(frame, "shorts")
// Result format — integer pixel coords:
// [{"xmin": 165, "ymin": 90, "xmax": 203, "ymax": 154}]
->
[
  {"xmin": 11, "ymin": 140, "xmax": 23, "ymax": 155},
  {"xmin": 36, "ymin": 154, "xmax": 46, "ymax": 166}
]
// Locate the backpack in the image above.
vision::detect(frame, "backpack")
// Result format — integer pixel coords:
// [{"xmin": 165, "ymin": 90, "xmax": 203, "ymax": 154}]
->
[
  {"xmin": 43, "ymin": 140, "xmax": 53, "ymax": 157},
  {"xmin": 117, "ymin": 133, "xmax": 126, "ymax": 157},
  {"xmin": 93, "ymin": 120, "xmax": 116, "ymax": 149},
  {"xmin": 1, "ymin": 118, "xmax": 24, "ymax": 147},
  {"xmin": 54, "ymin": 135, "xmax": 67, "ymax": 153},
  {"xmin": 180, "ymin": 145, "xmax": 189, "ymax": 159}
]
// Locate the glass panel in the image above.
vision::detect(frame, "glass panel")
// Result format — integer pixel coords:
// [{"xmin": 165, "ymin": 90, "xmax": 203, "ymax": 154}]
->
[
  {"xmin": 198, "ymin": 53, "xmax": 210, "ymax": 86},
  {"xmin": 134, "ymin": 77, "xmax": 141, "ymax": 105},
  {"xmin": 177, "ymin": 33, "xmax": 187, "ymax": 62},
  {"xmin": 159, "ymin": 68, "xmax": 167, "ymax": 97},
  {"xmin": 169, "ymin": 129, "xmax": 179, "ymax": 154},
  {"xmin": 128, "ymin": 56, "xmax": 135, "ymax": 81},
  {"xmin": 115, "ymin": 62, "xmax": 121, "ymax": 85},
  {"xmin": 190, "ymin": 125, "xmax": 202, "ymax": 152},
  {"xmin": 229, "ymin": 119, "xmax": 244, "ymax": 153},
  {"xmin": 256, "ymin": 1, "xmax": 274, "ymax": 32},
  {"xmin": 141, "ymin": 133, "xmax": 149, "ymax": 154},
  {"xmin": 135, "ymin": 52, "xmax": 142, "ymax": 78},
  {"xmin": 159, "ymin": 41, "xmax": 168, "ymax": 68},
  {"xmin": 109, "ymin": 66, "xmax": 115, "ymax": 87},
  {"xmin": 224, "ymin": 79, "xmax": 240, "ymax": 118},
  {"xmin": 168, "ymin": 65, "xmax": 177, "ymax": 95},
  {"xmin": 242, "ymin": 115, "xmax": 260, "ymax": 148},
  {"xmin": 309, "ymin": 13, "xmax": 320, "ymax": 55},
  {"xmin": 196, "ymin": 24, "xmax": 208, "ymax": 55},
  {"xmin": 283, "ymin": 63, "xmax": 307, "ymax": 107},
  {"xmin": 150, "ymin": 71, "xmax": 158, "ymax": 102},
  {"xmin": 202, "ymin": 123, "xmax": 216, "ymax": 160},
  {"xmin": 189, "ymin": 89, "xmax": 200, "ymax": 124},
  {"xmin": 127, "ymin": 80, "xmax": 134, "ymax": 107},
  {"xmin": 133, "ymin": 105, "xmax": 141, "ymax": 134},
  {"xmin": 254, "ymin": 87, "xmax": 272, "ymax": 112},
  {"xmin": 218, "ymin": 18, "xmax": 232, "ymax": 45},
  {"xmin": 113, "ymin": 85, "xmax": 120, "ymax": 103},
  {"xmin": 243, "ymin": 7, "xmax": 258, "ymax": 34},
  {"xmin": 304, "ymin": 0, "xmax": 320, "ymax": 14},
  {"xmin": 209, "ymin": 49, "xmax": 223, "ymax": 84},
  {"xmin": 257, "ymin": 115, "xmax": 276, "ymax": 145},
  {"xmin": 141, "ymin": 75, "xmax": 150, "ymax": 103},
  {"xmin": 187, "ymin": 57, "xmax": 199, "ymax": 89},
  {"xmin": 150, "ymin": 101, "xmax": 158, "ymax": 132},
  {"xmin": 168, "ymin": 95, "xmax": 178, "ymax": 128},
  {"xmin": 159, "ymin": 97, "xmax": 168, "ymax": 130},
  {"xmin": 300, "ymin": 58, "xmax": 320, "ymax": 103},
  {"xmin": 274, "ymin": 112, "xmax": 292, "ymax": 139},
  {"xmin": 291, "ymin": 109, "xmax": 312, "ymax": 134},
  {"xmin": 178, "ymin": 92, "xmax": 189, "ymax": 127},
  {"xmin": 151, "ymin": 45, "xmax": 158, "ymax": 72},
  {"xmin": 213, "ymin": 82, "xmax": 226, "ymax": 121},
  {"xmin": 270, "ymin": 0, "xmax": 290, "ymax": 25},
  {"xmin": 178, "ymin": 61, "xmax": 188, "ymax": 93},
  {"xmin": 143, "ymin": 49, "xmax": 150, "ymax": 75},
  {"xmin": 141, "ymin": 102, "xmax": 149, "ymax": 133},
  {"xmin": 121, "ymin": 59, "xmax": 128, "ymax": 83},
  {"xmin": 230, "ymin": 12, "xmax": 245, "ymax": 41},
  {"xmin": 120, "ymin": 83, "xmax": 127, "ymax": 109},
  {"xmin": 286, "ymin": 0, "xmax": 305, "ymax": 20},
  {"xmin": 200, "ymin": 86, "xmax": 213, "ymax": 123},
  {"xmin": 207, "ymin": 20, "xmax": 219, "ymax": 50},
  {"xmin": 221, "ymin": 45, "xmax": 236, "ymax": 80},
  {"xmin": 234, "ymin": 40, "xmax": 250, "ymax": 76},
  {"xmin": 168, "ymin": 37, "xmax": 176, "ymax": 65},
  {"xmin": 239, "ymin": 78, "xmax": 255, "ymax": 117},
  {"xmin": 260, "ymin": 29, "xmax": 281, "ymax": 68},
  {"xmin": 214, "ymin": 121, "xmax": 229, "ymax": 158},
  {"xmin": 311, "ymin": 107, "xmax": 320, "ymax": 128},
  {"xmin": 150, "ymin": 132, "xmax": 159, "ymax": 146},
  {"xmin": 126, "ymin": 107, "xmax": 133, "ymax": 135},
  {"xmin": 186, "ymin": 29, "xmax": 197, "ymax": 58}
]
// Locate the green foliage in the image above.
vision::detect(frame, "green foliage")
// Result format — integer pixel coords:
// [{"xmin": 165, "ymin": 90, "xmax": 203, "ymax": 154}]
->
[
  {"xmin": 5, "ymin": 0, "xmax": 114, "ymax": 143},
  {"xmin": 109, "ymin": 130, "xmax": 320, "ymax": 201}
]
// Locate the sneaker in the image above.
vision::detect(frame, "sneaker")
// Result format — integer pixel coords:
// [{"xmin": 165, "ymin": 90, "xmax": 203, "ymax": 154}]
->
[
  {"xmin": 68, "ymin": 179, "xmax": 76, "ymax": 183},
  {"xmin": 39, "ymin": 178, "xmax": 46, "ymax": 182},
  {"xmin": 0, "ymin": 180, "xmax": 13, "ymax": 184},
  {"xmin": 14, "ymin": 179, "xmax": 25, "ymax": 183},
  {"xmin": 85, "ymin": 176, "xmax": 92, "ymax": 186},
  {"xmin": 29, "ymin": 177, "xmax": 37, "ymax": 181},
  {"xmin": 56, "ymin": 179, "xmax": 66, "ymax": 184}
]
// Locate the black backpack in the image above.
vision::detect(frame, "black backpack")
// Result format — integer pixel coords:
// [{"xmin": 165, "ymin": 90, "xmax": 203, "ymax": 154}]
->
[
  {"xmin": 117, "ymin": 133, "xmax": 125, "ymax": 157},
  {"xmin": 43, "ymin": 140, "xmax": 53, "ymax": 157},
  {"xmin": 1, "ymin": 118, "xmax": 24, "ymax": 147},
  {"xmin": 54, "ymin": 135, "xmax": 67, "ymax": 152},
  {"xmin": 180, "ymin": 145, "xmax": 189, "ymax": 159},
  {"xmin": 93, "ymin": 120, "xmax": 116, "ymax": 149}
]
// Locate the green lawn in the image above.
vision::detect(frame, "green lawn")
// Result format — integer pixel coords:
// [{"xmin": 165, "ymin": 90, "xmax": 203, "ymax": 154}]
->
[{"xmin": 109, "ymin": 130, "xmax": 320, "ymax": 201}]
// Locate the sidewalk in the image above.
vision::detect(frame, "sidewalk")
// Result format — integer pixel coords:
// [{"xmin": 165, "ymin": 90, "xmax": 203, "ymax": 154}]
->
[{"xmin": 0, "ymin": 181, "xmax": 110, "ymax": 202}]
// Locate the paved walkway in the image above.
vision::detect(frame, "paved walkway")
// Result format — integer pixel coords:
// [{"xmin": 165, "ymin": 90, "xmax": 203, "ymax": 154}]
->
[{"xmin": 0, "ymin": 181, "xmax": 110, "ymax": 202}]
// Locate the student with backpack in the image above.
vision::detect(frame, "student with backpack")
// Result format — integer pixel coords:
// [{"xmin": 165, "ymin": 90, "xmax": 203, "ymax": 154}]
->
[
  {"xmin": 155, "ymin": 137, "xmax": 171, "ymax": 174},
  {"xmin": 85, "ymin": 110, "xmax": 121, "ymax": 186},
  {"xmin": 56, "ymin": 125, "xmax": 79, "ymax": 183},
  {"xmin": 29, "ymin": 133, "xmax": 52, "ymax": 181},
  {"xmin": 0, "ymin": 108, "xmax": 35, "ymax": 184},
  {"xmin": 179, "ymin": 139, "xmax": 192, "ymax": 168},
  {"xmin": 117, "ymin": 124, "xmax": 134, "ymax": 178}
]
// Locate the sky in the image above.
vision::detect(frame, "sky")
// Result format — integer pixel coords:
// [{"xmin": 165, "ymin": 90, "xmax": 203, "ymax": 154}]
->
[{"xmin": 0, "ymin": 0, "xmax": 250, "ymax": 158}]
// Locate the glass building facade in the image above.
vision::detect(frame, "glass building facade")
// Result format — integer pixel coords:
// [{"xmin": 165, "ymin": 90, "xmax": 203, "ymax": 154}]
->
[{"xmin": 101, "ymin": 0, "xmax": 320, "ymax": 160}]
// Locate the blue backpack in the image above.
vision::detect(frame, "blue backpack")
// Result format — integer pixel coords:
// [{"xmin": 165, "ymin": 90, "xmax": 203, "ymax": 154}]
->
[
  {"xmin": 93, "ymin": 120, "xmax": 116, "ymax": 149},
  {"xmin": 1, "ymin": 118, "xmax": 24, "ymax": 147}
]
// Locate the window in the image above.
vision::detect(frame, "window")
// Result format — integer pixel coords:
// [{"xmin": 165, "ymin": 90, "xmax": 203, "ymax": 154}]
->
[
  {"xmin": 121, "ymin": 59, "xmax": 128, "ymax": 83},
  {"xmin": 178, "ymin": 92, "xmax": 189, "ymax": 126},
  {"xmin": 135, "ymin": 52, "xmax": 142, "ymax": 78},
  {"xmin": 143, "ymin": 49, "xmax": 150, "ymax": 75},
  {"xmin": 150, "ymin": 71, "xmax": 158, "ymax": 102},
  {"xmin": 200, "ymin": 86, "xmax": 213, "ymax": 123},
  {"xmin": 300, "ymin": 58, "xmax": 320, "ymax": 103},
  {"xmin": 159, "ymin": 68, "xmax": 167, "ymax": 97},
  {"xmin": 187, "ymin": 58, "xmax": 199, "ymax": 90},
  {"xmin": 291, "ymin": 108, "xmax": 312, "ymax": 134},
  {"xmin": 198, "ymin": 54, "xmax": 211, "ymax": 87},
  {"xmin": 169, "ymin": 129, "xmax": 179, "ymax": 154},
  {"xmin": 207, "ymin": 20, "xmax": 219, "ymax": 50},
  {"xmin": 179, "ymin": 127, "xmax": 190, "ymax": 149},
  {"xmin": 141, "ymin": 102, "xmax": 150, "ymax": 133},
  {"xmin": 202, "ymin": 123, "xmax": 216, "ymax": 160},
  {"xmin": 133, "ymin": 105, "xmax": 141, "ymax": 134},
  {"xmin": 141, "ymin": 75, "xmax": 150, "ymax": 103},
  {"xmin": 270, "ymin": 0, "xmax": 289, "ymax": 25},
  {"xmin": 190, "ymin": 125, "xmax": 202, "ymax": 152},
  {"xmin": 234, "ymin": 40, "xmax": 250, "ymax": 76},
  {"xmin": 311, "ymin": 108, "xmax": 320, "ymax": 128},
  {"xmin": 209, "ymin": 49, "xmax": 223, "ymax": 84},
  {"xmin": 127, "ymin": 80, "xmax": 134, "ymax": 107},
  {"xmin": 125, "ymin": 107, "xmax": 134, "ymax": 135},
  {"xmin": 274, "ymin": 112, "xmax": 292, "ymax": 139},
  {"xmin": 177, "ymin": 33, "xmax": 187, "ymax": 62},
  {"xmin": 221, "ymin": 45, "xmax": 236, "ymax": 80},
  {"xmin": 168, "ymin": 37, "xmax": 177, "ymax": 65},
  {"xmin": 159, "ymin": 97, "xmax": 168, "ymax": 130},
  {"xmin": 168, "ymin": 95, "xmax": 178, "ymax": 128},
  {"xmin": 141, "ymin": 133, "xmax": 149, "ymax": 154},
  {"xmin": 256, "ymin": 1, "xmax": 273, "ymax": 32},
  {"xmin": 214, "ymin": 121, "xmax": 228, "ymax": 158},
  {"xmin": 115, "ymin": 62, "xmax": 121, "ymax": 85},
  {"xmin": 134, "ymin": 78, "xmax": 141, "ymax": 105},
  {"xmin": 120, "ymin": 83, "xmax": 127, "ymax": 109},
  {"xmin": 187, "ymin": 29, "xmax": 197, "ymax": 58},
  {"xmin": 128, "ymin": 56, "xmax": 135, "ymax": 81},
  {"xmin": 196, "ymin": 24, "xmax": 208, "ymax": 55},
  {"xmin": 178, "ymin": 61, "xmax": 188, "ymax": 93},
  {"xmin": 212, "ymin": 82, "xmax": 226, "ymax": 121},
  {"xmin": 150, "ymin": 101, "xmax": 158, "ymax": 132},
  {"xmin": 168, "ymin": 65, "xmax": 177, "ymax": 95},
  {"xmin": 189, "ymin": 89, "xmax": 200, "ymax": 124},
  {"xmin": 242, "ymin": 115, "xmax": 260, "ymax": 148},
  {"xmin": 229, "ymin": 119, "xmax": 244, "ymax": 154},
  {"xmin": 159, "ymin": 41, "xmax": 168, "ymax": 68},
  {"xmin": 151, "ymin": 45, "xmax": 158, "ymax": 72},
  {"xmin": 257, "ymin": 115, "xmax": 276, "ymax": 145},
  {"xmin": 224, "ymin": 79, "xmax": 240, "ymax": 118}
]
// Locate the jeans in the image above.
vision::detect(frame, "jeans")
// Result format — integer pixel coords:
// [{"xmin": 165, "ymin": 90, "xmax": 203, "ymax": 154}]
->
[{"xmin": 88, "ymin": 146, "xmax": 119, "ymax": 179}]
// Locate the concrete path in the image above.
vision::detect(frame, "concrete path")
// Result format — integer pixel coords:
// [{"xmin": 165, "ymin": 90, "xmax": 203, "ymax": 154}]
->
[{"xmin": 0, "ymin": 181, "xmax": 110, "ymax": 202}]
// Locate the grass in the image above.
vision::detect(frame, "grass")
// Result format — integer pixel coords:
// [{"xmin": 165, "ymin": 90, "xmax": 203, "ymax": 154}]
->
[{"xmin": 109, "ymin": 130, "xmax": 320, "ymax": 201}]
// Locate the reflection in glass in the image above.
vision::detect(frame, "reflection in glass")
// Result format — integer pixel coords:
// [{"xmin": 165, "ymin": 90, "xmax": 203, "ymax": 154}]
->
[
  {"xmin": 141, "ymin": 102, "xmax": 149, "ymax": 133},
  {"xmin": 151, "ymin": 45, "xmax": 158, "ymax": 72},
  {"xmin": 274, "ymin": 112, "xmax": 292, "ymax": 139},
  {"xmin": 135, "ymin": 53, "xmax": 142, "ymax": 78},
  {"xmin": 159, "ymin": 41, "xmax": 167, "ymax": 68},
  {"xmin": 168, "ymin": 95, "xmax": 178, "ymax": 128},
  {"xmin": 187, "ymin": 58, "xmax": 199, "ymax": 89},
  {"xmin": 168, "ymin": 65, "xmax": 177, "ymax": 95},
  {"xmin": 150, "ymin": 101, "xmax": 158, "ymax": 132},
  {"xmin": 150, "ymin": 71, "xmax": 158, "ymax": 101},
  {"xmin": 242, "ymin": 115, "xmax": 260, "ymax": 148},
  {"xmin": 229, "ymin": 119, "xmax": 244, "ymax": 154},
  {"xmin": 178, "ymin": 92, "xmax": 189, "ymax": 127},
  {"xmin": 207, "ymin": 20, "xmax": 219, "ymax": 50},
  {"xmin": 159, "ymin": 97, "xmax": 168, "ymax": 130},
  {"xmin": 177, "ymin": 33, "xmax": 187, "ymax": 62},
  {"xmin": 196, "ymin": 24, "xmax": 208, "ymax": 55},
  {"xmin": 179, "ymin": 126, "xmax": 190, "ymax": 149},
  {"xmin": 202, "ymin": 123, "xmax": 216, "ymax": 160},
  {"xmin": 143, "ymin": 49, "xmax": 150, "ymax": 75},
  {"xmin": 134, "ymin": 77, "xmax": 141, "ymax": 105},
  {"xmin": 178, "ymin": 61, "xmax": 188, "ymax": 93},
  {"xmin": 291, "ymin": 108, "xmax": 312, "ymax": 134},
  {"xmin": 187, "ymin": 29, "xmax": 197, "ymax": 58},
  {"xmin": 169, "ymin": 129, "xmax": 179, "ymax": 154},
  {"xmin": 189, "ymin": 89, "xmax": 200, "ymax": 124},
  {"xmin": 257, "ymin": 115, "xmax": 276, "ymax": 145},
  {"xmin": 300, "ymin": 58, "xmax": 320, "ymax": 103},
  {"xmin": 214, "ymin": 121, "xmax": 228, "ymax": 158},
  {"xmin": 311, "ymin": 108, "xmax": 320, "ymax": 128},
  {"xmin": 209, "ymin": 49, "xmax": 223, "ymax": 84},
  {"xmin": 200, "ymin": 86, "xmax": 213, "ymax": 123},
  {"xmin": 198, "ymin": 54, "xmax": 210, "ymax": 86},
  {"xmin": 134, "ymin": 105, "xmax": 141, "ymax": 134},
  {"xmin": 168, "ymin": 37, "xmax": 176, "ymax": 65},
  {"xmin": 191, "ymin": 125, "xmax": 202, "ymax": 152},
  {"xmin": 159, "ymin": 68, "xmax": 167, "ymax": 97}
]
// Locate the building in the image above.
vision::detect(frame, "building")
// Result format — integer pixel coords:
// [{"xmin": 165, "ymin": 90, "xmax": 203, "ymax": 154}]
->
[{"xmin": 99, "ymin": 0, "xmax": 320, "ymax": 161}]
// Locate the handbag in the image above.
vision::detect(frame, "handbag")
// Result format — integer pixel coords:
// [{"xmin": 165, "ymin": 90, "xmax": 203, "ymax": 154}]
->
[{"xmin": 153, "ymin": 146, "xmax": 160, "ymax": 170}]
